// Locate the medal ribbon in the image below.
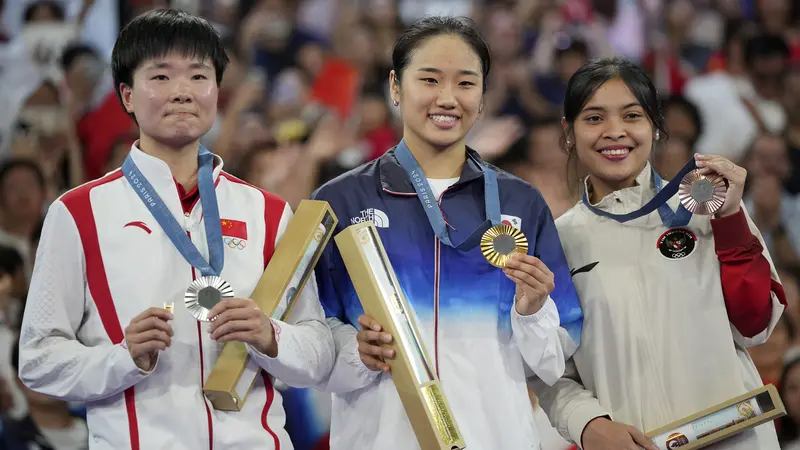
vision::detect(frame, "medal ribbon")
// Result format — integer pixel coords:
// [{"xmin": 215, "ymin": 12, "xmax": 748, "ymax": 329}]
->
[
  {"xmin": 123, "ymin": 146, "xmax": 224, "ymax": 277},
  {"xmin": 582, "ymin": 158, "xmax": 696, "ymax": 228},
  {"xmin": 394, "ymin": 140, "xmax": 501, "ymax": 250}
]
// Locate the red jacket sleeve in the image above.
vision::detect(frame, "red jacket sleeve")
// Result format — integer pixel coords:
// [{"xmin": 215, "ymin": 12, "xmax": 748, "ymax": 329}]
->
[{"xmin": 711, "ymin": 208, "xmax": 787, "ymax": 338}]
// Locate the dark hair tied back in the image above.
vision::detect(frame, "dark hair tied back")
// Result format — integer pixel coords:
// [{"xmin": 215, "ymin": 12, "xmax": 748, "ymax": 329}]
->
[
  {"xmin": 391, "ymin": 16, "xmax": 492, "ymax": 93},
  {"xmin": 562, "ymin": 57, "xmax": 666, "ymax": 139}
]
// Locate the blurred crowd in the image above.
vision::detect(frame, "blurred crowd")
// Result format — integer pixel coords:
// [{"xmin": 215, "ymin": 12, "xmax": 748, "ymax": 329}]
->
[{"xmin": 0, "ymin": 0, "xmax": 797, "ymax": 449}]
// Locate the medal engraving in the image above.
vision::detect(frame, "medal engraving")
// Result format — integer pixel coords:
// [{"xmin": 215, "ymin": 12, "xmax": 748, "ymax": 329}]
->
[
  {"xmin": 480, "ymin": 224, "xmax": 529, "ymax": 268},
  {"xmin": 185, "ymin": 276, "xmax": 235, "ymax": 321},
  {"xmin": 678, "ymin": 170, "xmax": 727, "ymax": 216}
]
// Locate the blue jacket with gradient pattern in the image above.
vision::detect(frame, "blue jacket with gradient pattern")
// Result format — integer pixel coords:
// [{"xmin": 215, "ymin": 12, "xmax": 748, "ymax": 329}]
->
[{"xmin": 312, "ymin": 146, "xmax": 583, "ymax": 450}]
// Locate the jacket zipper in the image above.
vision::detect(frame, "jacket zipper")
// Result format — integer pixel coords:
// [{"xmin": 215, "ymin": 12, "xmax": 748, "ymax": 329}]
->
[
  {"xmin": 433, "ymin": 186, "xmax": 454, "ymax": 379},
  {"xmin": 186, "ymin": 213, "xmax": 215, "ymax": 450}
]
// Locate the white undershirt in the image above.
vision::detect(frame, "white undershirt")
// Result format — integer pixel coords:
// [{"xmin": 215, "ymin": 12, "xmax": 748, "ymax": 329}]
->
[{"xmin": 427, "ymin": 178, "xmax": 459, "ymax": 200}]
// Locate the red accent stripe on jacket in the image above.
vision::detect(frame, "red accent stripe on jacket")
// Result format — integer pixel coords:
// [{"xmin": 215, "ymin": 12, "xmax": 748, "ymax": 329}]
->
[
  {"xmin": 712, "ymin": 208, "xmax": 787, "ymax": 337},
  {"xmin": 61, "ymin": 170, "xmax": 141, "ymax": 450}
]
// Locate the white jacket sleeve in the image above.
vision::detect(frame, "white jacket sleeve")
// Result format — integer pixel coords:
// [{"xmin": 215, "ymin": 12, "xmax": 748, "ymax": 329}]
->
[
  {"xmin": 314, "ymin": 317, "xmax": 380, "ymax": 393},
  {"xmin": 247, "ymin": 202, "xmax": 334, "ymax": 387},
  {"xmin": 529, "ymin": 359, "xmax": 609, "ymax": 446},
  {"xmin": 18, "ymin": 201, "xmax": 152, "ymax": 402},
  {"xmin": 512, "ymin": 296, "xmax": 566, "ymax": 386}
]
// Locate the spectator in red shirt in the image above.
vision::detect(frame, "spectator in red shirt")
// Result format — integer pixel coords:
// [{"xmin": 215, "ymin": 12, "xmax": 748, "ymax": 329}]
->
[{"xmin": 60, "ymin": 43, "xmax": 136, "ymax": 181}]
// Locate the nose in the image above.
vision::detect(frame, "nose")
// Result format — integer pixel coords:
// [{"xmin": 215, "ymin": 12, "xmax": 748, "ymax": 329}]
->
[
  {"xmin": 171, "ymin": 79, "xmax": 193, "ymax": 104},
  {"xmin": 602, "ymin": 116, "xmax": 627, "ymax": 140},
  {"xmin": 436, "ymin": 84, "xmax": 457, "ymax": 109}
]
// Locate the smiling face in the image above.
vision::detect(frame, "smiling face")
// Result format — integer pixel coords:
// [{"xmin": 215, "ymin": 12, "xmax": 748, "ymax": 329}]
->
[
  {"xmin": 571, "ymin": 77, "xmax": 654, "ymax": 194},
  {"xmin": 120, "ymin": 52, "xmax": 218, "ymax": 149},
  {"xmin": 390, "ymin": 34, "xmax": 483, "ymax": 152}
]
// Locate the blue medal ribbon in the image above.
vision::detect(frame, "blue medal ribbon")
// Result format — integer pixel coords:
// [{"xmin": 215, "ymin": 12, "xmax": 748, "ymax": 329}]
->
[
  {"xmin": 394, "ymin": 140, "xmax": 501, "ymax": 250},
  {"xmin": 123, "ymin": 146, "xmax": 224, "ymax": 277},
  {"xmin": 582, "ymin": 158, "xmax": 697, "ymax": 228}
]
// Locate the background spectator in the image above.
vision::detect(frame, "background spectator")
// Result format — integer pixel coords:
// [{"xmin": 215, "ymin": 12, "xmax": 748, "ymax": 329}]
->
[{"xmin": 0, "ymin": 0, "xmax": 797, "ymax": 449}]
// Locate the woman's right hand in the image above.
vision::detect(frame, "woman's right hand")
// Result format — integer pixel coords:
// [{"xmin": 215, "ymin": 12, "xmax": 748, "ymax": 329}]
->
[
  {"xmin": 357, "ymin": 315, "xmax": 394, "ymax": 372},
  {"xmin": 582, "ymin": 417, "xmax": 659, "ymax": 450}
]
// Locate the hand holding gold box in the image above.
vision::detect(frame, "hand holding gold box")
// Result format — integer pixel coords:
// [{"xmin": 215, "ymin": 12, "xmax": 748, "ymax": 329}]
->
[
  {"xmin": 334, "ymin": 221, "xmax": 465, "ymax": 450},
  {"xmin": 646, "ymin": 385, "xmax": 785, "ymax": 450},
  {"xmin": 202, "ymin": 200, "xmax": 338, "ymax": 411}
]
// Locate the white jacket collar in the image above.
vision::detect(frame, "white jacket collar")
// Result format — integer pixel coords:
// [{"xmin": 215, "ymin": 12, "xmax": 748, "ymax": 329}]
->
[
  {"xmin": 127, "ymin": 143, "xmax": 225, "ymax": 219},
  {"xmin": 583, "ymin": 162, "xmax": 656, "ymax": 214}
]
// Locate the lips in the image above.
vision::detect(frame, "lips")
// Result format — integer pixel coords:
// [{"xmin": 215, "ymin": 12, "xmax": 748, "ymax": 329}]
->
[
  {"xmin": 429, "ymin": 113, "xmax": 459, "ymax": 130},
  {"xmin": 597, "ymin": 145, "xmax": 632, "ymax": 161}
]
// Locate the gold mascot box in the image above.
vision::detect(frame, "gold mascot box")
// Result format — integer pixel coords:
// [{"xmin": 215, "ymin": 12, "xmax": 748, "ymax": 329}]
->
[
  {"xmin": 334, "ymin": 221, "xmax": 465, "ymax": 450},
  {"xmin": 646, "ymin": 384, "xmax": 785, "ymax": 449},
  {"xmin": 203, "ymin": 200, "xmax": 337, "ymax": 411}
]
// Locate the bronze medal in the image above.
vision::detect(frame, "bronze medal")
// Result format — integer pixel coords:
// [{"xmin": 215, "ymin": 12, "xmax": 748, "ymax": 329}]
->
[{"xmin": 678, "ymin": 170, "xmax": 727, "ymax": 215}]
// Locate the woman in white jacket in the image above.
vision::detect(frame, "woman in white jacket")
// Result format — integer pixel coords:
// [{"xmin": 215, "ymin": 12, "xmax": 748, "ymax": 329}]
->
[{"xmin": 532, "ymin": 57, "xmax": 787, "ymax": 450}]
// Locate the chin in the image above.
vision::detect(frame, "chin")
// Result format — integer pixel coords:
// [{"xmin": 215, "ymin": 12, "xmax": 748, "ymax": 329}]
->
[
  {"xmin": 421, "ymin": 128, "xmax": 466, "ymax": 150},
  {"xmin": 595, "ymin": 162, "xmax": 644, "ymax": 186}
]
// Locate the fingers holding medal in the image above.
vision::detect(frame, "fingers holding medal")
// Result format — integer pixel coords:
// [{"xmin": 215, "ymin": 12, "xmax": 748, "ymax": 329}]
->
[
  {"xmin": 691, "ymin": 154, "xmax": 746, "ymax": 217},
  {"xmin": 503, "ymin": 254, "xmax": 554, "ymax": 316}
]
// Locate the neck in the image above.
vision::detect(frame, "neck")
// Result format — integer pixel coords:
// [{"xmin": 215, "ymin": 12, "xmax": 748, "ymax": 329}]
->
[
  {"xmin": 29, "ymin": 402, "xmax": 75, "ymax": 430},
  {"xmin": 138, "ymin": 135, "xmax": 200, "ymax": 190},
  {"xmin": 403, "ymin": 130, "xmax": 466, "ymax": 179},
  {"xmin": 588, "ymin": 172, "xmax": 640, "ymax": 204}
]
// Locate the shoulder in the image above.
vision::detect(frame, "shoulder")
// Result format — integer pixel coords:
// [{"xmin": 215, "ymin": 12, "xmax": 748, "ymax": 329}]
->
[
  {"xmin": 555, "ymin": 202, "xmax": 591, "ymax": 235},
  {"xmin": 58, "ymin": 169, "xmax": 125, "ymax": 214}
]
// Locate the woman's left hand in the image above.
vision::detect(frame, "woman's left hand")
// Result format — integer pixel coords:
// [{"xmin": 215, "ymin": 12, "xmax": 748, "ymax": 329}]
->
[{"xmin": 694, "ymin": 154, "xmax": 747, "ymax": 217}]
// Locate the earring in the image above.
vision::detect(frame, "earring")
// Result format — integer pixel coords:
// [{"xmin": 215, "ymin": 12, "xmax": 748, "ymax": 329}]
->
[
  {"xmin": 479, "ymin": 105, "xmax": 483, "ymax": 114},
  {"xmin": 393, "ymin": 100, "xmax": 399, "ymax": 106},
  {"xmin": 655, "ymin": 130, "xmax": 660, "ymax": 140},
  {"xmin": 565, "ymin": 139, "xmax": 571, "ymax": 147}
]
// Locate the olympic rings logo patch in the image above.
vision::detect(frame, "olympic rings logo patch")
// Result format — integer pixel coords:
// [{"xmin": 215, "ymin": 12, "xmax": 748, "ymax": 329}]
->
[{"xmin": 224, "ymin": 237, "xmax": 247, "ymax": 250}]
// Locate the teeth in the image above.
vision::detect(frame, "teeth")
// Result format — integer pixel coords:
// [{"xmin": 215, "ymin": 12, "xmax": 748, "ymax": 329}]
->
[
  {"xmin": 430, "ymin": 115, "xmax": 457, "ymax": 123},
  {"xmin": 600, "ymin": 148, "xmax": 630, "ymax": 156}
]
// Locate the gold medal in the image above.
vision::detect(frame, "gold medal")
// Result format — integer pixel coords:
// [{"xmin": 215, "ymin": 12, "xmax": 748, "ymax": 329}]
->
[
  {"xmin": 480, "ymin": 224, "xmax": 528, "ymax": 268},
  {"xmin": 678, "ymin": 170, "xmax": 727, "ymax": 215}
]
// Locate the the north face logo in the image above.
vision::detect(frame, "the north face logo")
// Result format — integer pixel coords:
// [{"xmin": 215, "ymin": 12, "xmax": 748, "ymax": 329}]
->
[{"xmin": 351, "ymin": 208, "xmax": 390, "ymax": 228}]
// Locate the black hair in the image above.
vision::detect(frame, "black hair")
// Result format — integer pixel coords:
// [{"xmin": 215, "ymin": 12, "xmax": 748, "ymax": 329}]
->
[
  {"xmin": 391, "ymin": 16, "xmax": 491, "ymax": 92},
  {"xmin": 23, "ymin": 0, "xmax": 65, "ymax": 23},
  {"xmin": 662, "ymin": 94, "xmax": 703, "ymax": 145},
  {"xmin": 31, "ymin": 217, "xmax": 45, "ymax": 245},
  {"xmin": 561, "ymin": 57, "xmax": 665, "ymax": 193},
  {"xmin": 779, "ymin": 353, "xmax": 800, "ymax": 444},
  {"xmin": 0, "ymin": 159, "xmax": 46, "ymax": 195},
  {"xmin": 744, "ymin": 33, "xmax": 790, "ymax": 68},
  {"xmin": 60, "ymin": 43, "xmax": 99, "ymax": 72},
  {"xmin": 0, "ymin": 245, "xmax": 23, "ymax": 278},
  {"xmin": 111, "ymin": 9, "xmax": 230, "ymax": 118}
]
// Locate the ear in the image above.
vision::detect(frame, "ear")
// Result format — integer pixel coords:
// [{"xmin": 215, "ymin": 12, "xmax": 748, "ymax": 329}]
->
[
  {"xmin": 119, "ymin": 83, "xmax": 134, "ymax": 114},
  {"xmin": 389, "ymin": 70, "xmax": 400, "ymax": 105},
  {"xmin": 560, "ymin": 117, "xmax": 568, "ymax": 131}
]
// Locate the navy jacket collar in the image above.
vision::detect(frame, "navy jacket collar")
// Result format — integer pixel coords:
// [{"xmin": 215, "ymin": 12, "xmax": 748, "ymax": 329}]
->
[{"xmin": 378, "ymin": 145, "xmax": 486, "ymax": 195}]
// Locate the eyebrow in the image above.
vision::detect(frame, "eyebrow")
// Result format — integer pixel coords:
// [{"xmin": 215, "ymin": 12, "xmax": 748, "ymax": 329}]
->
[
  {"xmin": 581, "ymin": 102, "xmax": 641, "ymax": 113},
  {"xmin": 145, "ymin": 62, "xmax": 213, "ymax": 70},
  {"xmin": 417, "ymin": 67, "xmax": 480, "ymax": 77}
]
